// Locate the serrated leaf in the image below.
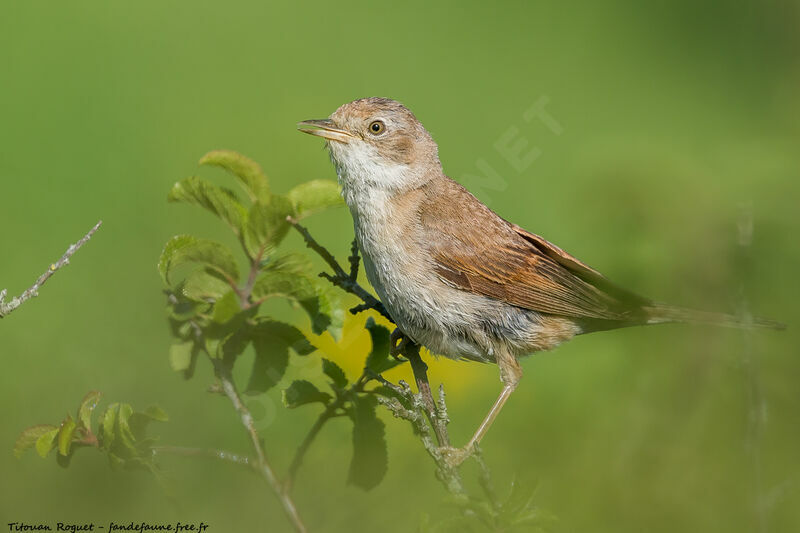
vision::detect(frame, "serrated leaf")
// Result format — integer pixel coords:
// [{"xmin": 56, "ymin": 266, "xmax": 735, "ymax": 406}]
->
[
  {"xmin": 101, "ymin": 403, "xmax": 119, "ymax": 450},
  {"xmin": 251, "ymin": 268, "xmax": 340, "ymax": 335},
  {"xmin": 282, "ymin": 380, "xmax": 331, "ymax": 408},
  {"xmin": 347, "ymin": 395, "xmax": 387, "ymax": 490},
  {"xmin": 181, "ymin": 268, "xmax": 231, "ymax": 301},
  {"xmin": 246, "ymin": 320, "xmax": 315, "ymax": 394},
  {"xmin": 57, "ymin": 416, "xmax": 77, "ymax": 456},
  {"xmin": 14, "ymin": 425, "xmax": 57, "ymax": 458},
  {"xmin": 217, "ymin": 327, "xmax": 250, "ymax": 362},
  {"xmin": 287, "ymin": 179, "xmax": 343, "ymax": 219},
  {"xmin": 169, "ymin": 340, "xmax": 194, "ymax": 372},
  {"xmin": 78, "ymin": 391, "xmax": 102, "ymax": 430},
  {"xmin": 322, "ymin": 358, "xmax": 348, "ymax": 389},
  {"xmin": 364, "ymin": 318, "xmax": 402, "ymax": 374},
  {"xmin": 117, "ymin": 404, "xmax": 136, "ymax": 451},
  {"xmin": 199, "ymin": 150, "xmax": 270, "ymax": 203},
  {"xmin": 262, "ymin": 251, "xmax": 313, "ymax": 274},
  {"xmin": 35, "ymin": 428, "xmax": 60, "ymax": 458},
  {"xmin": 243, "ymin": 196, "xmax": 293, "ymax": 259},
  {"xmin": 168, "ymin": 176, "xmax": 247, "ymax": 234},
  {"xmin": 159, "ymin": 235, "xmax": 239, "ymax": 286}
]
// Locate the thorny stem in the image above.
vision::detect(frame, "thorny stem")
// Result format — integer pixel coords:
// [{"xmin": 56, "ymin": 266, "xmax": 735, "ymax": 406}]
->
[{"xmin": 1, "ymin": 221, "xmax": 102, "ymax": 318}]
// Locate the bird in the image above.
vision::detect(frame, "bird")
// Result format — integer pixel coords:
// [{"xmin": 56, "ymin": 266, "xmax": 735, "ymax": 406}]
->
[{"xmin": 298, "ymin": 97, "xmax": 784, "ymax": 465}]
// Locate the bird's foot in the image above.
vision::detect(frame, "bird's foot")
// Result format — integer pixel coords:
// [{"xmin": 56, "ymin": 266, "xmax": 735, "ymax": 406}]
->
[
  {"xmin": 438, "ymin": 442, "xmax": 478, "ymax": 468},
  {"xmin": 389, "ymin": 328, "xmax": 410, "ymax": 359}
]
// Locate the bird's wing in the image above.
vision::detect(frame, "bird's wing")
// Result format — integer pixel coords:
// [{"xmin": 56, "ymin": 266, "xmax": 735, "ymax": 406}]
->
[{"xmin": 420, "ymin": 179, "xmax": 648, "ymax": 320}]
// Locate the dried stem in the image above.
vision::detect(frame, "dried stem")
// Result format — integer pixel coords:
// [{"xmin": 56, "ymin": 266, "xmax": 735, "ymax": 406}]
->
[{"xmin": 1, "ymin": 221, "xmax": 102, "ymax": 318}]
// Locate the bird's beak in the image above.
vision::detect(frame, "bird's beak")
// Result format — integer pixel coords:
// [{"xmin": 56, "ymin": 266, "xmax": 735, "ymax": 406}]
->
[{"xmin": 297, "ymin": 119, "xmax": 353, "ymax": 143}]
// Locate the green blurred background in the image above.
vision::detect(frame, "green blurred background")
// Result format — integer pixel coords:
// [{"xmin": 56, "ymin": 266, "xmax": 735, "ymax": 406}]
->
[{"xmin": 2, "ymin": 1, "xmax": 799, "ymax": 532}]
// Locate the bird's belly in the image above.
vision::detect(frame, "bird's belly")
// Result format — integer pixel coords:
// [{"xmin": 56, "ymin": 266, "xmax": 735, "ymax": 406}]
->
[{"xmin": 358, "ymin": 229, "xmax": 572, "ymax": 362}]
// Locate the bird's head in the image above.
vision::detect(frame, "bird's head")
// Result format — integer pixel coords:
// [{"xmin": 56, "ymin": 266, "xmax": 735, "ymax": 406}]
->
[{"xmin": 298, "ymin": 97, "xmax": 441, "ymax": 195}]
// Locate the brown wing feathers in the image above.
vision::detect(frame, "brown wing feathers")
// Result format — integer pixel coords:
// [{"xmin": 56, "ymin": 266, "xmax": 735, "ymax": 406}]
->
[{"xmin": 422, "ymin": 179, "xmax": 650, "ymax": 323}]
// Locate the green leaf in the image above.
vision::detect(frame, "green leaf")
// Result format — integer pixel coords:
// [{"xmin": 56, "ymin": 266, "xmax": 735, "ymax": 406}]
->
[
  {"xmin": 101, "ymin": 403, "xmax": 119, "ymax": 450},
  {"xmin": 168, "ymin": 176, "xmax": 247, "ymax": 234},
  {"xmin": 261, "ymin": 251, "xmax": 312, "ymax": 274},
  {"xmin": 199, "ymin": 150, "xmax": 270, "ymax": 203},
  {"xmin": 282, "ymin": 380, "xmax": 331, "ymax": 408},
  {"xmin": 128, "ymin": 406, "xmax": 168, "ymax": 443},
  {"xmin": 251, "ymin": 268, "xmax": 340, "ymax": 335},
  {"xmin": 243, "ymin": 196, "xmax": 293, "ymax": 259},
  {"xmin": 181, "ymin": 268, "xmax": 231, "ymax": 301},
  {"xmin": 322, "ymin": 358, "xmax": 348, "ymax": 389},
  {"xmin": 169, "ymin": 340, "xmax": 194, "ymax": 372},
  {"xmin": 159, "ymin": 235, "xmax": 239, "ymax": 286},
  {"xmin": 143, "ymin": 406, "xmax": 169, "ymax": 422},
  {"xmin": 246, "ymin": 320, "xmax": 315, "ymax": 394},
  {"xmin": 364, "ymin": 318, "xmax": 403, "ymax": 374},
  {"xmin": 347, "ymin": 395, "xmax": 388, "ymax": 490},
  {"xmin": 35, "ymin": 427, "xmax": 60, "ymax": 458},
  {"xmin": 14, "ymin": 425, "xmax": 57, "ymax": 458},
  {"xmin": 211, "ymin": 290, "xmax": 241, "ymax": 324},
  {"xmin": 287, "ymin": 179, "xmax": 343, "ymax": 219},
  {"xmin": 217, "ymin": 327, "xmax": 250, "ymax": 362},
  {"xmin": 57, "ymin": 416, "xmax": 77, "ymax": 456},
  {"xmin": 78, "ymin": 390, "xmax": 102, "ymax": 430},
  {"xmin": 117, "ymin": 404, "xmax": 136, "ymax": 451}
]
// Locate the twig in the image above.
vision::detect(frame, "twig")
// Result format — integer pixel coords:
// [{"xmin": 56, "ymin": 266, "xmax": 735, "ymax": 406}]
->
[
  {"xmin": 153, "ymin": 445, "xmax": 254, "ymax": 469},
  {"xmin": 285, "ymin": 373, "xmax": 369, "ymax": 492},
  {"xmin": 287, "ymin": 221, "xmax": 472, "ymax": 494},
  {"xmin": 1, "ymin": 220, "xmax": 102, "ymax": 318},
  {"xmin": 213, "ymin": 358, "xmax": 307, "ymax": 533},
  {"xmin": 287, "ymin": 217, "xmax": 390, "ymax": 320},
  {"xmin": 403, "ymin": 344, "xmax": 451, "ymax": 448}
]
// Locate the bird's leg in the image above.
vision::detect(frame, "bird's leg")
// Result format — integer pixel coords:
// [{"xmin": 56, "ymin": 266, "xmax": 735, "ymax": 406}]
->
[
  {"xmin": 389, "ymin": 327, "xmax": 409, "ymax": 359},
  {"xmin": 441, "ymin": 349, "xmax": 522, "ymax": 467}
]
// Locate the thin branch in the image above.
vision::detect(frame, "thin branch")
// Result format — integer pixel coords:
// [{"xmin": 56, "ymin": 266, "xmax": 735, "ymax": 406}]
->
[
  {"xmin": 214, "ymin": 359, "xmax": 307, "ymax": 533},
  {"xmin": 285, "ymin": 373, "xmax": 368, "ymax": 492},
  {"xmin": 1, "ymin": 220, "xmax": 102, "ymax": 318},
  {"xmin": 348, "ymin": 239, "xmax": 360, "ymax": 281},
  {"xmin": 403, "ymin": 344, "xmax": 451, "ymax": 448},
  {"xmin": 287, "ymin": 221, "xmax": 472, "ymax": 494},
  {"xmin": 287, "ymin": 217, "xmax": 391, "ymax": 320},
  {"xmin": 153, "ymin": 445, "xmax": 254, "ymax": 469},
  {"xmin": 285, "ymin": 399, "xmax": 343, "ymax": 493}
]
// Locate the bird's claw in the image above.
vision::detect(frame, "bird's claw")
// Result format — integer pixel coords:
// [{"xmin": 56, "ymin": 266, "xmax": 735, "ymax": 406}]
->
[{"xmin": 390, "ymin": 328, "xmax": 409, "ymax": 359}]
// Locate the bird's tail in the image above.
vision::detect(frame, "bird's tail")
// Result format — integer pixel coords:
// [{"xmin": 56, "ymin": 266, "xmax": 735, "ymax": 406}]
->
[{"xmin": 642, "ymin": 303, "xmax": 786, "ymax": 330}]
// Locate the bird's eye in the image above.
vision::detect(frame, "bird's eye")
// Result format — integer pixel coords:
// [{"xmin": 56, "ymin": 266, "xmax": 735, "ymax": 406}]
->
[{"xmin": 368, "ymin": 120, "xmax": 385, "ymax": 135}]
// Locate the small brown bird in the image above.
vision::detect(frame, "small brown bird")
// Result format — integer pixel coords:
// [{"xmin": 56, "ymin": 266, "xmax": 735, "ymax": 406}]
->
[{"xmin": 299, "ymin": 97, "xmax": 783, "ymax": 464}]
